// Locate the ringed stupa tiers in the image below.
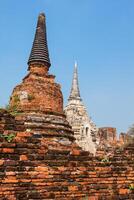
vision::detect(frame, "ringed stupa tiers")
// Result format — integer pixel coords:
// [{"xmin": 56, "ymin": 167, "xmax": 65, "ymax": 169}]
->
[
  {"xmin": 10, "ymin": 13, "xmax": 63, "ymax": 115},
  {"xmin": 0, "ymin": 13, "xmax": 134, "ymax": 200},
  {"xmin": 9, "ymin": 13, "xmax": 74, "ymax": 140},
  {"xmin": 28, "ymin": 13, "xmax": 51, "ymax": 67}
]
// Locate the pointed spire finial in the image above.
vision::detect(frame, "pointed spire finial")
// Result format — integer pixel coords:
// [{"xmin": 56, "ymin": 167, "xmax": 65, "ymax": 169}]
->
[
  {"xmin": 75, "ymin": 60, "xmax": 77, "ymax": 68},
  {"xmin": 69, "ymin": 61, "xmax": 81, "ymax": 101},
  {"xmin": 28, "ymin": 13, "xmax": 51, "ymax": 67}
]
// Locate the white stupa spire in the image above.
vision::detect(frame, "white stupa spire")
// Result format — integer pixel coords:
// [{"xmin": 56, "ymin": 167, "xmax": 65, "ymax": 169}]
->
[{"xmin": 69, "ymin": 61, "xmax": 81, "ymax": 100}]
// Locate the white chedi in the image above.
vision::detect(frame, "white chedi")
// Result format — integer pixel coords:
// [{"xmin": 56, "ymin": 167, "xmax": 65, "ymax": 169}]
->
[{"xmin": 64, "ymin": 62, "xmax": 98, "ymax": 154}]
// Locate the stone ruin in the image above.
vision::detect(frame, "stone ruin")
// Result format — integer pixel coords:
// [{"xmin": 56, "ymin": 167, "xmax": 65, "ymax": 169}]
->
[
  {"xmin": 65, "ymin": 65, "xmax": 129, "ymax": 155},
  {"xmin": 0, "ymin": 13, "xmax": 134, "ymax": 200},
  {"xmin": 65, "ymin": 62, "xmax": 98, "ymax": 155},
  {"xmin": 97, "ymin": 128, "xmax": 131, "ymax": 150}
]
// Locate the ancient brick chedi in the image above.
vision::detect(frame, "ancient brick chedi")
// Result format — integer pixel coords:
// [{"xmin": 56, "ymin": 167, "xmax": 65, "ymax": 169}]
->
[
  {"xmin": 10, "ymin": 13, "xmax": 63, "ymax": 114},
  {"xmin": 65, "ymin": 62, "xmax": 98, "ymax": 154},
  {"xmin": 0, "ymin": 13, "xmax": 134, "ymax": 200}
]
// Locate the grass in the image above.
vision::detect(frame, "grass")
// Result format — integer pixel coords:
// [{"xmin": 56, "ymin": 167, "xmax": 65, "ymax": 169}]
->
[
  {"xmin": 129, "ymin": 184, "xmax": 134, "ymax": 191},
  {"xmin": 0, "ymin": 133, "xmax": 16, "ymax": 142},
  {"xmin": 101, "ymin": 158, "xmax": 109, "ymax": 163},
  {"xmin": 28, "ymin": 94, "xmax": 35, "ymax": 101}
]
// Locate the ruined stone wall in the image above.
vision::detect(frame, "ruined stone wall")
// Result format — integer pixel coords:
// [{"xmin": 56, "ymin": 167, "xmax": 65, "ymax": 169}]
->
[
  {"xmin": 98, "ymin": 127, "xmax": 117, "ymax": 143},
  {"xmin": 0, "ymin": 110, "xmax": 134, "ymax": 200},
  {"xmin": 1, "ymin": 12, "xmax": 133, "ymax": 200},
  {"xmin": 97, "ymin": 128, "xmax": 131, "ymax": 152},
  {"xmin": 119, "ymin": 132, "xmax": 131, "ymax": 145}
]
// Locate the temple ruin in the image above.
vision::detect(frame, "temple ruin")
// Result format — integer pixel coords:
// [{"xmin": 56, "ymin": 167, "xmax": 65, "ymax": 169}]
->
[
  {"xmin": 0, "ymin": 13, "xmax": 134, "ymax": 200},
  {"xmin": 65, "ymin": 62, "xmax": 98, "ymax": 154}
]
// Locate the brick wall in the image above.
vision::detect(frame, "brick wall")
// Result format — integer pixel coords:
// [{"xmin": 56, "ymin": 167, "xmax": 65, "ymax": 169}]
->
[{"xmin": 0, "ymin": 110, "xmax": 133, "ymax": 200}]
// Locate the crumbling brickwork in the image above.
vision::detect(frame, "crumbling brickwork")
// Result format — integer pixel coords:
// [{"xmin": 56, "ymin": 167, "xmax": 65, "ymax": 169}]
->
[
  {"xmin": 10, "ymin": 63, "xmax": 63, "ymax": 114},
  {"xmin": 0, "ymin": 13, "xmax": 133, "ymax": 200},
  {"xmin": 98, "ymin": 127, "xmax": 117, "ymax": 144},
  {"xmin": 0, "ymin": 109, "xmax": 134, "ymax": 200}
]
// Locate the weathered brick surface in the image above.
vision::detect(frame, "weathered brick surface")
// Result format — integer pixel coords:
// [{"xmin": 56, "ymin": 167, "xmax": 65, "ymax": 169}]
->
[
  {"xmin": 10, "ymin": 63, "xmax": 63, "ymax": 114},
  {"xmin": 98, "ymin": 127, "xmax": 117, "ymax": 145},
  {"xmin": 0, "ymin": 109, "xmax": 134, "ymax": 200},
  {"xmin": 0, "ymin": 13, "xmax": 133, "ymax": 199},
  {"xmin": 0, "ymin": 63, "xmax": 134, "ymax": 199}
]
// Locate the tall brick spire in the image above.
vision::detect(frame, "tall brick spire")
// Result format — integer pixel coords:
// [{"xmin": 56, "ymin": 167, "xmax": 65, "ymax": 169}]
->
[
  {"xmin": 28, "ymin": 13, "xmax": 51, "ymax": 67},
  {"xmin": 69, "ymin": 61, "xmax": 81, "ymax": 100}
]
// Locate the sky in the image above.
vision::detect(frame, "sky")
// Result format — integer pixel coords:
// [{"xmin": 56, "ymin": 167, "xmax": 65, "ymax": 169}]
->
[{"xmin": 0, "ymin": 0, "xmax": 134, "ymax": 134}]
